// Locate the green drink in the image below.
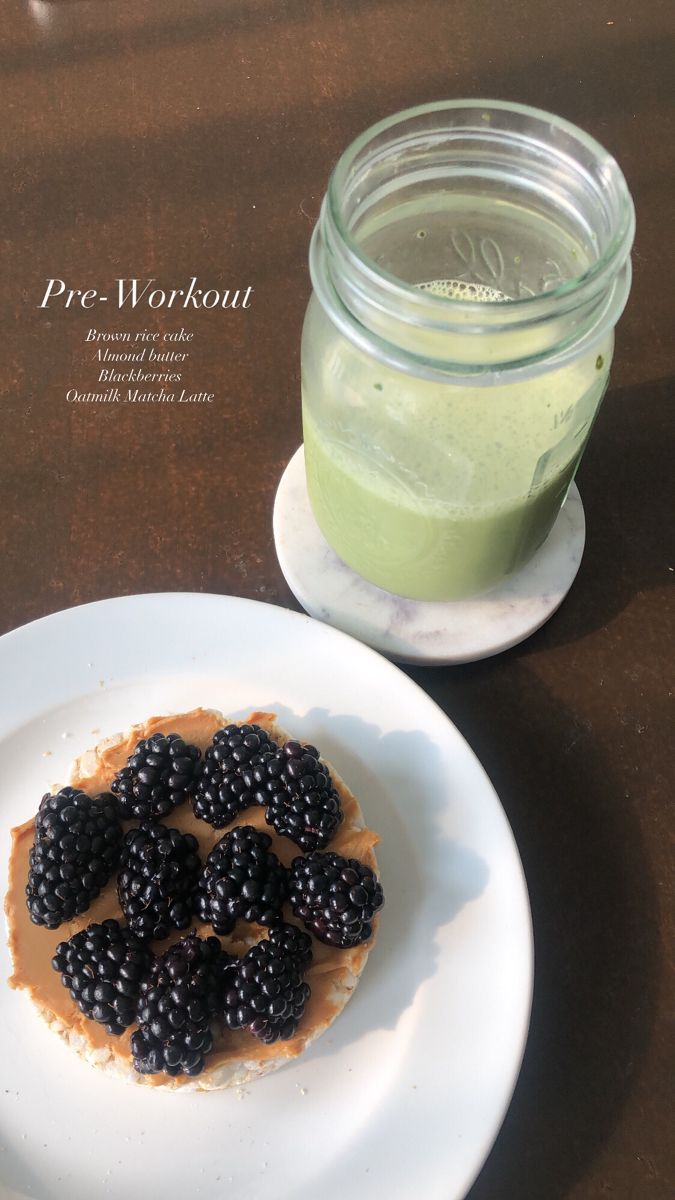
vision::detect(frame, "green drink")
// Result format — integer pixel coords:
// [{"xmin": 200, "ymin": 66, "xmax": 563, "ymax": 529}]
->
[
  {"xmin": 303, "ymin": 281, "xmax": 610, "ymax": 600},
  {"xmin": 300, "ymin": 103, "xmax": 633, "ymax": 602}
]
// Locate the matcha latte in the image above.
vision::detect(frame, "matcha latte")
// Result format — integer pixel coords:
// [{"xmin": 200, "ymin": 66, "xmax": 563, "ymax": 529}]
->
[
  {"xmin": 302, "ymin": 279, "xmax": 610, "ymax": 601},
  {"xmin": 299, "ymin": 102, "xmax": 633, "ymax": 602}
]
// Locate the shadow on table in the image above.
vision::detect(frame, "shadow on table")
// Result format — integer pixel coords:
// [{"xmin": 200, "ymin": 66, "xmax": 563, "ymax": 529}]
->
[
  {"xmin": 515, "ymin": 374, "xmax": 674, "ymax": 656},
  {"xmin": 411, "ymin": 660, "xmax": 661, "ymax": 1200}
]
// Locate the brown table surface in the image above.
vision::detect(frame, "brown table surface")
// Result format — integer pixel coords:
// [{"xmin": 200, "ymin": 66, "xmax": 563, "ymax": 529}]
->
[{"xmin": 1, "ymin": 0, "xmax": 673, "ymax": 1196}]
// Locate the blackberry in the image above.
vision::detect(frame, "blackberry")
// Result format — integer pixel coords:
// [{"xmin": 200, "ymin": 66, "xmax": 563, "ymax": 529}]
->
[
  {"xmin": 289, "ymin": 852, "xmax": 384, "ymax": 948},
  {"xmin": 192, "ymin": 723, "xmax": 280, "ymax": 828},
  {"xmin": 51, "ymin": 918, "xmax": 152, "ymax": 1036},
  {"xmin": 26, "ymin": 787, "xmax": 123, "ymax": 929},
  {"xmin": 244, "ymin": 740, "xmax": 343, "ymax": 852},
  {"xmin": 111, "ymin": 733, "xmax": 201, "ymax": 820},
  {"xmin": 267, "ymin": 920, "xmax": 314, "ymax": 966},
  {"xmin": 194, "ymin": 825, "xmax": 288, "ymax": 935},
  {"xmin": 131, "ymin": 932, "xmax": 229, "ymax": 1077},
  {"xmin": 222, "ymin": 922, "xmax": 312, "ymax": 1044},
  {"xmin": 117, "ymin": 822, "xmax": 201, "ymax": 942}
]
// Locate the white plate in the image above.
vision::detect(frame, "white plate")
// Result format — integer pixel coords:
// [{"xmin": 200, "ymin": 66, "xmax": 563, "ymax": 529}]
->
[{"xmin": 0, "ymin": 594, "xmax": 532, "ymax": 1200}]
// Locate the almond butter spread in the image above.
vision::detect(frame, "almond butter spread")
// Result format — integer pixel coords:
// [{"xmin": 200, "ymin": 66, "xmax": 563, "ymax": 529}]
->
[{"xmin": 4, "ymin": 709, "xmax": 380, "ymax": 1088}]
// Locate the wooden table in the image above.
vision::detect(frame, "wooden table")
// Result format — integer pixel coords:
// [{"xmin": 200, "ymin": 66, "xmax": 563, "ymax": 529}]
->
[{"xmin": 1, "ymin": 1, "xmax": 673, "ymax": 1196}]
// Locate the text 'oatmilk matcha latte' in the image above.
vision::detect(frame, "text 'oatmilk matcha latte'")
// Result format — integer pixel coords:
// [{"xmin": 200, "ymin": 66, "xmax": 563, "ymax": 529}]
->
[{"xmin": 301, "ymin": 102, "xmax": 635, "ymax": 601}]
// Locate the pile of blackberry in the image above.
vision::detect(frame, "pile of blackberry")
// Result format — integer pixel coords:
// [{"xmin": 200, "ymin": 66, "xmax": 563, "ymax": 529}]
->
[
  {"xmin": 26, "ymin": 787, "xmax": 123, "ymax": 929},
  {"xmin": 223, "ymin": 923, "xmax": 312, "ymax": 1044},
  {"xmin": 131, "ymin": 932, "xmax": 230, "ymax": 1077},
  {"xmin": 111, "ymin": 733, "xmax": 201, "ymax": 820},
  {"xmin": 52, "ymin": 918, "xmax": 152, "ymax": 1035},
  {"xmin": 117, "ymin": 822, "xmax": 201, "ymax": 941},
  {"xmin": 289, "ymin": 851, "xmax": 385, "ymax": 948},
  {"xmin": 27, "ymin": 721, "xmax": 386, "ymax": 1081},
  {"xmin": 192, "ymin": 724, "xmax": 280, "ymax": 828},
  {"xmin": 194, "ymin": 825, "xmax": 288, "ymax": 934},
  {"xmin": 242, "ymin": 740, "xmax": 343, "ymax": 852}
]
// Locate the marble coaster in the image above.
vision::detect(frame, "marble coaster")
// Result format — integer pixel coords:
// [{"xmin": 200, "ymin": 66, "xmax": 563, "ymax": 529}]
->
[{"xmin": 273, "ymin": 446, "xmax": 586, "ymax": 665}]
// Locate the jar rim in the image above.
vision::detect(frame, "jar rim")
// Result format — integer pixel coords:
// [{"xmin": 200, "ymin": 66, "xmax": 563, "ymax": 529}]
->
[{"xmin": 326, "ymin": 98, "xmax": 635, "ymax": 315}]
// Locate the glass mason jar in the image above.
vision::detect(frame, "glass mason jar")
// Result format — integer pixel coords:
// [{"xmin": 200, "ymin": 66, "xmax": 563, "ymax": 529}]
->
[{"xmin": 301, "ymin": 100, "xmax": 635, "ymax": 601}]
